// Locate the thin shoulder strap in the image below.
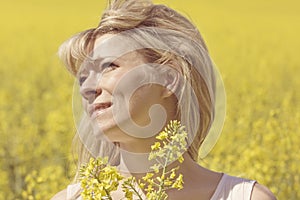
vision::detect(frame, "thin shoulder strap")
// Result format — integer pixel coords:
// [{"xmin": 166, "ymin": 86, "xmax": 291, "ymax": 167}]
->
[
  {"xmin": 66, "ymin": 183, "xmax": 82, "ymax": 200},
  {"xmin": 210, "ymin": 174, "xmax": 256, "ymax": 200}
]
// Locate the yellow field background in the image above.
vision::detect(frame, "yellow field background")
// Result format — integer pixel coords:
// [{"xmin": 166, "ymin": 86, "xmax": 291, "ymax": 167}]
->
[{"xmin": 0, "ymin": 0, "xmax": 299, "ymax": 199}]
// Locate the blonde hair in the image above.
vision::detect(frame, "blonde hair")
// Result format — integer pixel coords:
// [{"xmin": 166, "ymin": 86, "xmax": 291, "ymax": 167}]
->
[{"xmin": 59, "ymin": 0, "xmax": 215, "ymax": 182}]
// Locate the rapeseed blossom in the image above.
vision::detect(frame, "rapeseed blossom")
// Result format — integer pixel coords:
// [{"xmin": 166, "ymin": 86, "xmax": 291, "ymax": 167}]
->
[{"xmin": 79, "ymin": 120, "xmax": 188, "ymax": 200}]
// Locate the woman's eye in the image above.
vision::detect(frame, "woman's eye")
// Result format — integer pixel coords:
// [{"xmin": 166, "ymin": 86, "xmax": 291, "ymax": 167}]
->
[
  {"xmin": 102, "ymin": 62, "xmax": 118, "ymax": 72},
  {"xmin": 79, "ymin": 76, "xmax": 87, "ymax": 86}
]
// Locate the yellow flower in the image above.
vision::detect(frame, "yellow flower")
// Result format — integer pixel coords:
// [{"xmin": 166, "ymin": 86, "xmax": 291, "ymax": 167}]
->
[
  {"xmin": 164, "ymin": 180, "xmax": 173, "ymax": 186},
  {"xmin": 142, "ymin": 173, "xmax": 154, "ymax": 181},
  {"xmin": 178, "ymin": 155, "xmax": 184, "ymax": 163},
  {"xmin": 79, "ymin": 121, "xmax": 187, "ymax": 200},
  {"xmin": 172, "ymin": 174, "xmax": 184, "ymax": 190},
  {"xmin": 156, "ymin": 131, "xmax": 168, "ymax": 140},
  {"xmin": 170, "ymin": 170, "xmax": 176, "ymax": 179},
  {"xmin": 151, "ymin": 142, "xmax": 161, "ymax": 150}
]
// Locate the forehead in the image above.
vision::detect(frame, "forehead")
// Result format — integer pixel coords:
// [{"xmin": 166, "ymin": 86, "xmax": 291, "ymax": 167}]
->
[
  {"xmin": 92, "ymin": 34, "xmax": 141, "ymax": 60},
  {"xmin": 78, "ymin": 34, "xmax": 145, "ymax": 74}
]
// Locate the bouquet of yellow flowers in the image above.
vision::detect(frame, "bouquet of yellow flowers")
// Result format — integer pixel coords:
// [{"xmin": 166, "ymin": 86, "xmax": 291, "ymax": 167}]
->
[{"xmin": 79, "ymin": 120, "xmax": 187, "ymax": 200}]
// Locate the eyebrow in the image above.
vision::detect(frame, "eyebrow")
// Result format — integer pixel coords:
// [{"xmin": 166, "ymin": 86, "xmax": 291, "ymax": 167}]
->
[{"xmin": 77, "ymin": 56, "xmax": 118, "ymax": 75}]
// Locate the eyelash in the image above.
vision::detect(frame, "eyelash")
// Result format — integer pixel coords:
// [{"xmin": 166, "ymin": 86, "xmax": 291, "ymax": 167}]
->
[
  {"xmin": 79, "ymin": 76, "xmax": 87, "ymax": 86},
  {"xmin": 102, "ymin": 62, "xmax": 118, "ymax": 72},
  {"xmin": 78, "ymin": 62, "xmax": 119, "ymax": 86}
]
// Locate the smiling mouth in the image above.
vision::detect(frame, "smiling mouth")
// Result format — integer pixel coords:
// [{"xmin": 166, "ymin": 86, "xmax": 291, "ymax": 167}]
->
[{"xmin": 90, "ymin": 102, "xmax": 112, "ymax": 118}]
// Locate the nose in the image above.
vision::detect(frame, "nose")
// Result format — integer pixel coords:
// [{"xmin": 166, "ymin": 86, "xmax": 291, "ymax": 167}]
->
[{"xmin": 80, "ymin": 72, "xmax": 102, "ymax": 103}]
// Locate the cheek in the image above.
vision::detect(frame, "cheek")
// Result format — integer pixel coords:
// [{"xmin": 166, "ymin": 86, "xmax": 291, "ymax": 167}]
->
[
  {"xmin": 129, "ymin": 85, "xmax": 163, "ymax": 117},
  {"xmin": 111, "ymin": 64, "xmax": 165, "ymax": 99},
  {"xmin": 102, "ymin": 72, "xmax": 123, "ymax": 89},
  {"xmin": 115, "ymin": 72, "xmax": 145, "ymax": 93}
]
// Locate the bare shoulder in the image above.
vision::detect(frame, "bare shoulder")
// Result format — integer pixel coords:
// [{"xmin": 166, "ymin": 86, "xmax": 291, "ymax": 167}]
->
[
  {"xmin": 251, "ymin": 183, "xmax": 277, "ymax": 200},
  {"xmin": 51, "ymin": 189, "xmax": 67, "ymax": 200}
]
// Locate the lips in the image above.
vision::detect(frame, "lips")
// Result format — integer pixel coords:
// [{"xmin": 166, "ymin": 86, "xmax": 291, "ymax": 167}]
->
[{"xmin": 89, "ymin": 102, "xmax": 112, "ymax": 118}]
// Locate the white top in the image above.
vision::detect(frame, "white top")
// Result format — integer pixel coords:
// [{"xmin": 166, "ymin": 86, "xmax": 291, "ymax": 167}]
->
[
  {"xmin": 66, "ymin": 183, "xmax": 81, "ymax": 200},
  {"xmin": 210, "ymin": 174, "xmax": 256, "ymax": 200},
  {"xmin": 66, "ymin": 174, "xmax": 256, "ymax": 200}
]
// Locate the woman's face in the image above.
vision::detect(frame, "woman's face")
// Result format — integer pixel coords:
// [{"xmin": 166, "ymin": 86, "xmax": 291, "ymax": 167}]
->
[{"xmin": 78, "ymin": 34, "xmax": 173, "ymax": 143}]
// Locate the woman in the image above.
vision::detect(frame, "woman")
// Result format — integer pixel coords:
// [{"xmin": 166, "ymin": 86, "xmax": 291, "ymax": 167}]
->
[{"xmin": 52, "ymin": 0, "xmax": 276, "ymax": 199}]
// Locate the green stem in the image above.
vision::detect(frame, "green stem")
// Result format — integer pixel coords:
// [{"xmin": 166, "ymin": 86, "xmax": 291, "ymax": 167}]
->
[
  {"xmin": 94, "ymin": 174, "xmax": 113, "ymax": 200},
  {"xmin": 150, "ymin": 180, "xmax": 161, "ymax": 188},
  {"xmin": 157, "ymin": 147, "xmax": 172, "ymax": 200},
  {"xmin": 103, "ymin": 188, "xmax": 113, "ymax": 200},
  {"xmin": 129, "ymin": 183, "xmax": 143, "ymax": 200}
]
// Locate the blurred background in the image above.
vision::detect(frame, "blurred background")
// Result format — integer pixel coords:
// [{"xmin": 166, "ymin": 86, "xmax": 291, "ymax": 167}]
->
[{"xmin": 0, "ymin": 0, "xmax": 299, "ymax": 199}]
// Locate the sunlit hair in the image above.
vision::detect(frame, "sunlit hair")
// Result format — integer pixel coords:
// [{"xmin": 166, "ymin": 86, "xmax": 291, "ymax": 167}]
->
[{"xmin": 58, "ymin": 0, "xmax": 215, "ymax": 182}]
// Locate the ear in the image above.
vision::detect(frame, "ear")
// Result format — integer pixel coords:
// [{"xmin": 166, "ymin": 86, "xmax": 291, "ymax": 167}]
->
[{"xmin": 162, "ymin": 69, "xmax": 181, "ymax": 98}]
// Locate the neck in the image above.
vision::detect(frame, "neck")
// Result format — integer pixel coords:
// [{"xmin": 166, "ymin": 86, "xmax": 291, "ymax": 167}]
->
[
  {"xmin": 117, "ymin": 150, "xmax": 201, "ymax": 179},
  {"xmin": 116, "ymin": 150, "xmax": 223, "ymax": 199},
  {"xmin": 117, "ymin": 148, "xmax": 158, "ymax": 174}
]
